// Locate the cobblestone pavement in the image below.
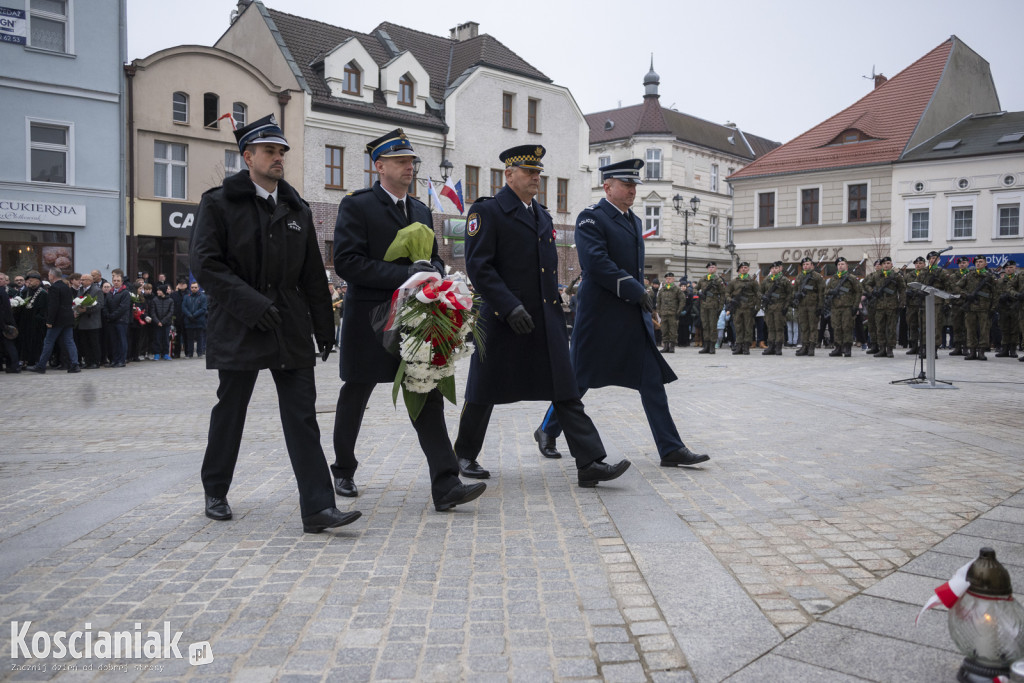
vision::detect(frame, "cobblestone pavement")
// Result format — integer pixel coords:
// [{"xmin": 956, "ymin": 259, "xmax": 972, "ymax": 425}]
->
[{"xmin": 0, "ymin": 345, "xmax": 1021, "ymax": 681}]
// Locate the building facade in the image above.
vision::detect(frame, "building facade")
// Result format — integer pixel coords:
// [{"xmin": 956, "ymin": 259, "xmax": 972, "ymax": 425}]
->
[
  {"xmin": 727, "ymin": 36, "xmax": 1001, "ymax": 279},
  {"xmin": 215, "ymin": 1, "xmax": 589, "ymax": 283},
  {"xmin": 587, "ymin": 64, "xmax": 779, "ymax": 282},
  {"xmin": 0, "ymin": 0, "xmax": 126, "ymax": 278},
  {"xmin": 126, "ymin": 45, "xmax": 299, "ymax": 281}
]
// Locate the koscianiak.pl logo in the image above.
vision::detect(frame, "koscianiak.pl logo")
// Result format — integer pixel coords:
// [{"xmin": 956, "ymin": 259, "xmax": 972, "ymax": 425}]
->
[{"xmin": 10, "ymin": 621, "xmax": 213, "ymax": 669}]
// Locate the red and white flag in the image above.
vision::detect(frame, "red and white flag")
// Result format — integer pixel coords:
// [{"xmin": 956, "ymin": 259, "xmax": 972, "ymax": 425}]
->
[
  {"xmin": 916, "ymin": 558, "xmax": 973, "ymax": 626},
  {"xmin": 441, "ymin": 177, "xmax": 464, "ymax": 214},
  {"xmin": 217, "ymin": 112, "xmax": 237, "ymax": 130},
  {"xmin": 642, "ymin": 226, "xmax": 657, "ymax": 239}
]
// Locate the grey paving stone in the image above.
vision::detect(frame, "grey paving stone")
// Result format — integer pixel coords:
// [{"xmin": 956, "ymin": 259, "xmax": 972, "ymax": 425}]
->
[{"xmin": 724, "ymin": 654, "xmax": 867, "ymax": 682}]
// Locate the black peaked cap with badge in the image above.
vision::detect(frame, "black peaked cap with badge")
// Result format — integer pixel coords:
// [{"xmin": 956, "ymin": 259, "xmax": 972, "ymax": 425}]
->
[
  {"xmin": 234, "ymin": 114, "xmax": 289, "ymax": 154},
  {"xmin": 499, "ymin": 145, "xmax": 545, "ymax": 170},
  {"xmin": 600, "ymin": 159, "xmax": 644, "ymax": 184},
  {"xmin": 366, "ymin": 129, "xmax": 416, "ymax": 161}
]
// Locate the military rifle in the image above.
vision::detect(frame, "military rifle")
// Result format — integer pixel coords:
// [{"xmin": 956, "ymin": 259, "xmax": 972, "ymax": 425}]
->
[
  {"xmin": 963, "ymin": 270, "xmax": 997, "ymax": 304},
  {"xmin": 791, "ymin": 255, "xmax": 827, "ymax": 308},
  {"xmin": 760, "ymin": 274, "xmax": 786, "ymax": 310}
]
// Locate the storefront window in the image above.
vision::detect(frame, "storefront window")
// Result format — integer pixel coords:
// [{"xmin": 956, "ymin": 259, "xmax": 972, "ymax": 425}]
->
[{"xmin": 0, "ymin": 229, "xmax": 75, "ymax": 276}]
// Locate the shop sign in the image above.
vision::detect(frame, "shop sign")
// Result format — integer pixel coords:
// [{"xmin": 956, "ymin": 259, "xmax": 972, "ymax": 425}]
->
[
  {"xmin": 0, "ymin": 198, "xmax": 86, "ymax": 226},
  {"xmin": 161, "ymin": 202, "xmax": 198, "ymax": 239},
  {"xmin": 0, "ymin": 7, "xmax": 27, "ymax": 45}
]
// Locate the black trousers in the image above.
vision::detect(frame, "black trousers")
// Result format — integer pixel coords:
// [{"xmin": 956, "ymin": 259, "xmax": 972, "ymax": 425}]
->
[
  {"xmin": 332, "ymin": 381, "xmax": 460, "ymax": 502},
  {"xmin": 455, "ymin": 399, "xmax": 604, "ymax": 469},
  {"xmin": 201, "ymin": 367, "xmax": 335, "ymax": 518},
  {"xmin": 77, "ymin": 328, "xmax": 101, "ymax": 366}
]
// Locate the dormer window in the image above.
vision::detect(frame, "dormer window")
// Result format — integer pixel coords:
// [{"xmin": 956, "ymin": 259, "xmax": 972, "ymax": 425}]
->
[
  {"xmin": 343, "ymin": 62, "xmax": 361, "ymax": 95},
  {"xmin": 826, "ymin": 128, "xmax": 875, "ymax": 146},
  {"xmin": 398, "ymin": 74, "xmax": 414, "ymax": 107}
]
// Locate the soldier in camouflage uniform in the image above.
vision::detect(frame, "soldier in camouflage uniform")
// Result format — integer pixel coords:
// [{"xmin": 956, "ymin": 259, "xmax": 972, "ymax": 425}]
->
[
  {"xmin": 995, "ymin": 260, "xmax": 1019, "ymax": 358},
  {"xmin": 958, "ymin": 255, "xmax": 998, "ymax": 360},
  {"xmin": 912, "ymin": 250, "xmax": 952, "ymax": 358},
  {"xmin": 725, "ymin": 261, "xmax": 759, "ymax": 354},
  {"xmin": 903, "ymin": 256, "xmax": 927, "ymax": 355},
  {"xmin": 863, "ymin": 256, "xmax": 905, "ymax": 358},
  {"xmin": 792, "ymin": 257, "xmax": 825, "ymax": 356},
  {"xmin": 863, "ymin": 260, "xmax": 882, "ymax": 354},
  {"xmin": 657, "ymin": 272, "xmax": 682, "ymax": 353},
  {"xmin": 948, "ymin": 256, "xmax": 972, "ymax": 355},
  {"xmin": 758, "ymin": 260, "xmax": 791, "ymax": 355},
  {"xmin": 824, "ymin": 256, "xmax": 862, "ymax": 357},
  {"xmin": 696, "ymin": 262, "xmax": 726, "ymax": 354}
]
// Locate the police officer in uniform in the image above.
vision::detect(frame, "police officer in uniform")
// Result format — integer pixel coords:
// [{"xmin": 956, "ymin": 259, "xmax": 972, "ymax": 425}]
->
[
  {"xmin": 904, "ymin": 256, "xmax": 927, "ymax": 355},
  {"xmin": 696, "ymin": 262, "xmax": 726, "ymax": 354},
  {"xmin": 725, "ymin": 262, "xmax": 758, "ymax": 354},
  {"xmin": 995, "ymin": 260, "xmax": 1019, "ymax": 358},
  {"xmin": 190, "ymin": 114, "xmax": 360, "ymax": 533},
  {"xmin": 332, "ymin": 129, "xmax": 485, "ymax": 511},
  {"xmin": 657, "ymin": 272, "xmax": 682, "ymax": 352},
  {"xmin": 863, "ymin": 256, "xmax": 905, "ymax": 358},
  {"xmin": 759, "ymin": 260, "xmax": 791, "ymax": 355},
  {"xmin": 533, "ymin": 160, "xmax": 709, "ymax": 468},
  {"xmin": 792, "ymin": 257, "xmax": 825, "ymax": 356},
  {"xmin": 958, "ymin": 254, "xmax": 997, "ymax": 360},
  {"xmin": 453, "ymin": 145, "xmax": 631, "ymax": 487},
  {"xmin": 824, "ymin": 256, "xmax": 861, "ymax": 357}
]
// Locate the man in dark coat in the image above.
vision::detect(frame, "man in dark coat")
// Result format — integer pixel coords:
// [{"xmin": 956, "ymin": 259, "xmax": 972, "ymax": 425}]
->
[
  {"xmin": 453, "ymin": 145, "xmax": 631, "ymax": 488},
  {"xmin": 332, "ymin": 128, "xmax": 484, "ymax": 512},
  {"xmin": 28, "ymin": 268, "xmax": 80, "ymax": 373},
  {"xmin": 190, "ymin": 113, "xmax": 359, "ymax": 534},
  {"xmin": 16, "ymin": 271, "xmax": 47, "ymax": 368},
  {"xmin": 533, "ymin": 160, "xmax": 709, "ymax": 468},
  {"xmin": 104, "ymin": 270, "xmax": 131, "ymax": 367}
]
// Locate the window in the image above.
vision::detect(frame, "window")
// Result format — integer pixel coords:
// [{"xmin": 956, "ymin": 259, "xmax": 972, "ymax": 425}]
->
[
  {"xmin": 344, "ymin": 62, "xmax": 361, "ymax": 95},
  {"xmin": 29, "ymin": 121, "xmax": 71, "ymax": 184},
  {"xmin": 847, "ymin": 183, "xmax": 867, "ymax": 222},
  {"xmin": 490, "ymin": 169, "xmax": 503, "ymax": 195},
  {"xmin": 828, "ymin": 128, "xmax": 875, "ymax": 145},
  {"xmin": 757, "ymin": 191, "xmax": 775, "ymax": 228},
  {"xmin": 172, "ymin": 92, "xmax": 189, "ymax": 124},
  {"xmin": 325, "ymin": 146, "xmax": 344, "ymax": 189},
  {"xmin": 709, "ymin": 215, "xmax": 719, "ymax": 244},
  {"xmin": 645, "ymin": 149, "xmax": 661, "ymax": 180},
  {"xmin": 726, "ymin": 217, "xmax": 733, "ymax": 245},
  {"xmin": 232, "ymin": 102, "xmax": 247, "ymax": 129},
  {"xmin": 998, "ymin": 204, "xmax": 1020, "ymax": 237},
  {"xmin": 598, "ymin": 155, "xmax": 610, "ymax": 170},
  {"xmin": 502, "ymin": 93, "xmax": 514, "ymax": 129},
  {"xmin": 224, "ymin": 150, "xmax": 243, "ymax": 179},
  {"xmin": 801, "ymin": 188, "xmax": 819, "ymax": 225},
  {"xmin": 557, "ymin": 178, "xmax": 568, "ymax": 213},
  {"xmin": 727, "ymin": 168, "xmax": 734, "ymax": 196},
  {"xmin": 528, "ymin": 98, "xmax": 539, "ymax": 133},
  {"xmin": 29, "ymin": 0, "xmax": 69, "ymax": 53},
  {"xmin": 398, "ymin": 75, "xmax": 414, "ymax": 106},
  {"xmin": 644, "ymin": 204, "xmax": 661, "ymax": 238},
  {"xmin": 952, "ymin": 207, "xmax": 973, "ymax": 239},
  {"xmin": 910, "ymin": 209, "xmax": 929, "ymax": 240},
  {"xmin": 710, "ymin": 164, "xmax": 719, "ymax": 193},
  {"xmin": 154, "ymin": 141, "xmax": 187, "ymax": 199},
  {"xmin": 465, "ymin": 165, "xmax": 479, "ymax": 203},
  {"xmin": 538, "ymin": 176, "xmax": 548, "ymax": 207},
  {"xmin": 203, "ymin": 93, "xmax": 219, "ymax": 128},
  {"xmin": 363, "ymin": 153, "xmax": 378, "ymax": 188}
]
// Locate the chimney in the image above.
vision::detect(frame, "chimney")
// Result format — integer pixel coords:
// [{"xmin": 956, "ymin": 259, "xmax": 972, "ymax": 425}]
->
[
  {"xmin": 449, "ymin": 21, "xmax": 479, "ymax": 41},
  {"xmin": 230, "ymin": 0, "xmax": 252, "ymax": 24},
  {"xmin": 874, "ymin": 73, "xmax": 887, "ymax": 89}
]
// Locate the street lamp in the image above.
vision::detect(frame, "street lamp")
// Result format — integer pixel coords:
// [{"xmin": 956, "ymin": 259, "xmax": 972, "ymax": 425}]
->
[
  {"xmin": 672, "ymin": 194, "xmax": 700, "ymax": 281},
  {"xmin": 440, "ymin": 158, "xmax": 454, "ymax": 182},
  {"xmin": 725, "ymin": 240, "xmax": 736, "ymax": 274}
]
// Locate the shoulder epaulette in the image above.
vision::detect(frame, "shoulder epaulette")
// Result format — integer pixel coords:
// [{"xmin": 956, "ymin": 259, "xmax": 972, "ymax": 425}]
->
[
  {"xmin": 473, "ymin": 196, "xmax": 493, "ymax": 203},
  {"xmin": 585, "ymin": 203, "xmax": 599, "ymax": 210},
  {"xmin": 347, "ymin": 188, "xmax": 373, "ymax": 197}
]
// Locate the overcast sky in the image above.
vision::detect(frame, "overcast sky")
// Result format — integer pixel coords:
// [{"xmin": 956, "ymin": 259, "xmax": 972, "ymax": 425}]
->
[{"xmin": 127, "ymin": 0, "xmax": 1024, "ymax": 144}]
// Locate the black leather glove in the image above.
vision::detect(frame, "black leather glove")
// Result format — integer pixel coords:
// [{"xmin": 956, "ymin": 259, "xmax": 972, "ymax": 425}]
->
[
  {"xmin": 318, "ymin": 339, "xmax": 335, "ymax": 362},
  {"xmin": 506, "ymin": 305, "xmax": 535, "ymax": 335},
  {"xmin": 408, "ymin": 261, "xmax": 436, "ymax": 277},
  {"xmin": 254, "ymin": 305, "xmax": 282, "ymax": 331},
  {"xmin": 640, "ymin": 293, "xmax": 654, "ymax": 313}
]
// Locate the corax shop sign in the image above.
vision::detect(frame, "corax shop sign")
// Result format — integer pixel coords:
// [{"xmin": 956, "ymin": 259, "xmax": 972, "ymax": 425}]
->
[
  {"xmin": 161, "ymin": 202, "xmax": 198, "ymax": 238},
  {"xmin": 0, "ymin": 7, "xmax": 27, "ymax": 45},
  {"xmin": 0, "ymin": 198, "xmax": 86, "ymax": 226}
]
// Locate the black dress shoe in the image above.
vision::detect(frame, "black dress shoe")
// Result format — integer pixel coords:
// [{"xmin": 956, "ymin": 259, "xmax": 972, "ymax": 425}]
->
[
  {"xmin": 28, "ymin": 366, "xmax": 46, "ymax": 374},
  {"xmin": 661, "ymin": 446, "xmax": 711, "ymax": 467},
  {"xmin": 434, "ymin": 482, "xmax": 487, "ymax": 511},
  {"xmin": 205, "ymin": 496, "xmax": 232, "ymax": 520},
  {"xmin": 334, "ymin": 477, "xmax": 358, "ymax": 498},
  {"xmin": 534, "ymin": 428, "xmax": 562, "ymax": 459},
  {"xmin": 302, "ymin": 507, "xmax": 362, "ymax": 533},
  {"xmin": 67, "ymin": 366, "xmax": 81, "ymax": 373},
  {"xmin": 458, "ymin": 457, "xmax": 490, "ymax": 479},
  {"xmin": 578, "ymin": 460, "xmax": 631, "ymax": 488}
]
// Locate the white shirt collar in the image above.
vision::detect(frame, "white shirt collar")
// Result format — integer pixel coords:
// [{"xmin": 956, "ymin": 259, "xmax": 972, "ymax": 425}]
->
[
  {"xmin": 251, "ymin": 181, "xmax": 278, "ymax": 204},
  {"xmin": 380, "ymin": 185, "xmax": 407, "ymax": 205}
]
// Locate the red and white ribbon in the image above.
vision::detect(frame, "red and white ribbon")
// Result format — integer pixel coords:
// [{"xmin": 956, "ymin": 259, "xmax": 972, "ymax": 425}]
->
[
  {"xmin": 385, "ymin": 272, "xmax": 473, "ymax": 331},
  {"xmin": 916, "ymin": 559, "xmax": 973, "ymax": 626}
]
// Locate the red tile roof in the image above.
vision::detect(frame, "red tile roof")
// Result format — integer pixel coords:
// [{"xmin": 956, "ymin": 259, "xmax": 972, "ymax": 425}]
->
[{"xmin": 728, "ymin": 38, "xmax": 955, "ymax": 180}]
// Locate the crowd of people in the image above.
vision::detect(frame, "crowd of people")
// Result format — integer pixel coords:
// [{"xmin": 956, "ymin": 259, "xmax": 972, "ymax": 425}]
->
[
  {"xmin": 641, "ymin": 253, "xmax": 1024, "ymax": 361},
  {"xmin": 0, "ymin": 268, "xmax": 208, "ymax": 373}
]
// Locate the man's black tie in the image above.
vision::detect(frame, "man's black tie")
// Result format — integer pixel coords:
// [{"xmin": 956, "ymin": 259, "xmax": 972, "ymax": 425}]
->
[
  {"xmin": 265, "ymin": 196, "xmax": 276, "ymax": 213},
  {"xmin": 397, "ymin": 199, "xmax": 409, "ymax": 223}
]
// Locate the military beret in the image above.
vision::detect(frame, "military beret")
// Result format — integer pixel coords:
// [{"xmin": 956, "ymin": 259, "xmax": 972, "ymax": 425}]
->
[
  {"xmin": 663, "ymin": 272, "xmax": 675, "ymax": 278},
  {"xmin": 913, "ymin": 256, "xmax": 925, "ymax": 264},
  {"xmin": 957, "ymin": 256, "xmax": 970, "ymax": 263},
  {"xmin": 800, "ymin": 257, "xmax": 813, "ymax": 264},
  {"xmin": 706, "ymin": 262, "xmax": 717, "ymax": 268},
  {"xmin": 976, "ymin": 254, "xmax": 988, "ymax": 262},
  {"xmin": 835, "ymin": 256, "xmax": 847, "ymax": 265},
  {"xmin": 738, "ymin": 261, "xmax": 750, "ymax": 268},
  {"xmin": 881, "ymin": 256, "xmax": 893, "ymax": 262},
  {"xmin": 1007, "ymin": 260, "xmax": 1017, "ymax": 267},
  {"xmin": 873, "ymin": 260, "xmax": 880, "ymax": 266},
  {"xmin": 926, "ymin": 251, "xmax": 940, "ymax": 258}
]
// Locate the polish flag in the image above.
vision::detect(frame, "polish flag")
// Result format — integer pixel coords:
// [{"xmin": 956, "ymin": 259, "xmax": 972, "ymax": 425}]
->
[
  {"xmin": 441, "ymin": 177, "xmax": 464, "ymax": 214},
  {"xmin": 642, "ymin": 226, "xmax": 657, "ymax": 239},
  {"xmin": 217, "ymin": 112, "xmax": 237, "ymax": 130}
]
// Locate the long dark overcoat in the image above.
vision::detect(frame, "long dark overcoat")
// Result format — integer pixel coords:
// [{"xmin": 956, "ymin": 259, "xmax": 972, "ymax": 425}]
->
[
  {"xmin": 189, "ymin": 170, "xmax": 333, "ymax": 371},
  {"xmin": 463, "ymin": 184, "xmax": 577, "ymax": 404},
  {"xmin": 333, "ymin": 182, "xmax": 442, "ymax": 384},
  {"xmin": 570, "ymin": 198, "xmax": 676, "ymax": 390}
]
